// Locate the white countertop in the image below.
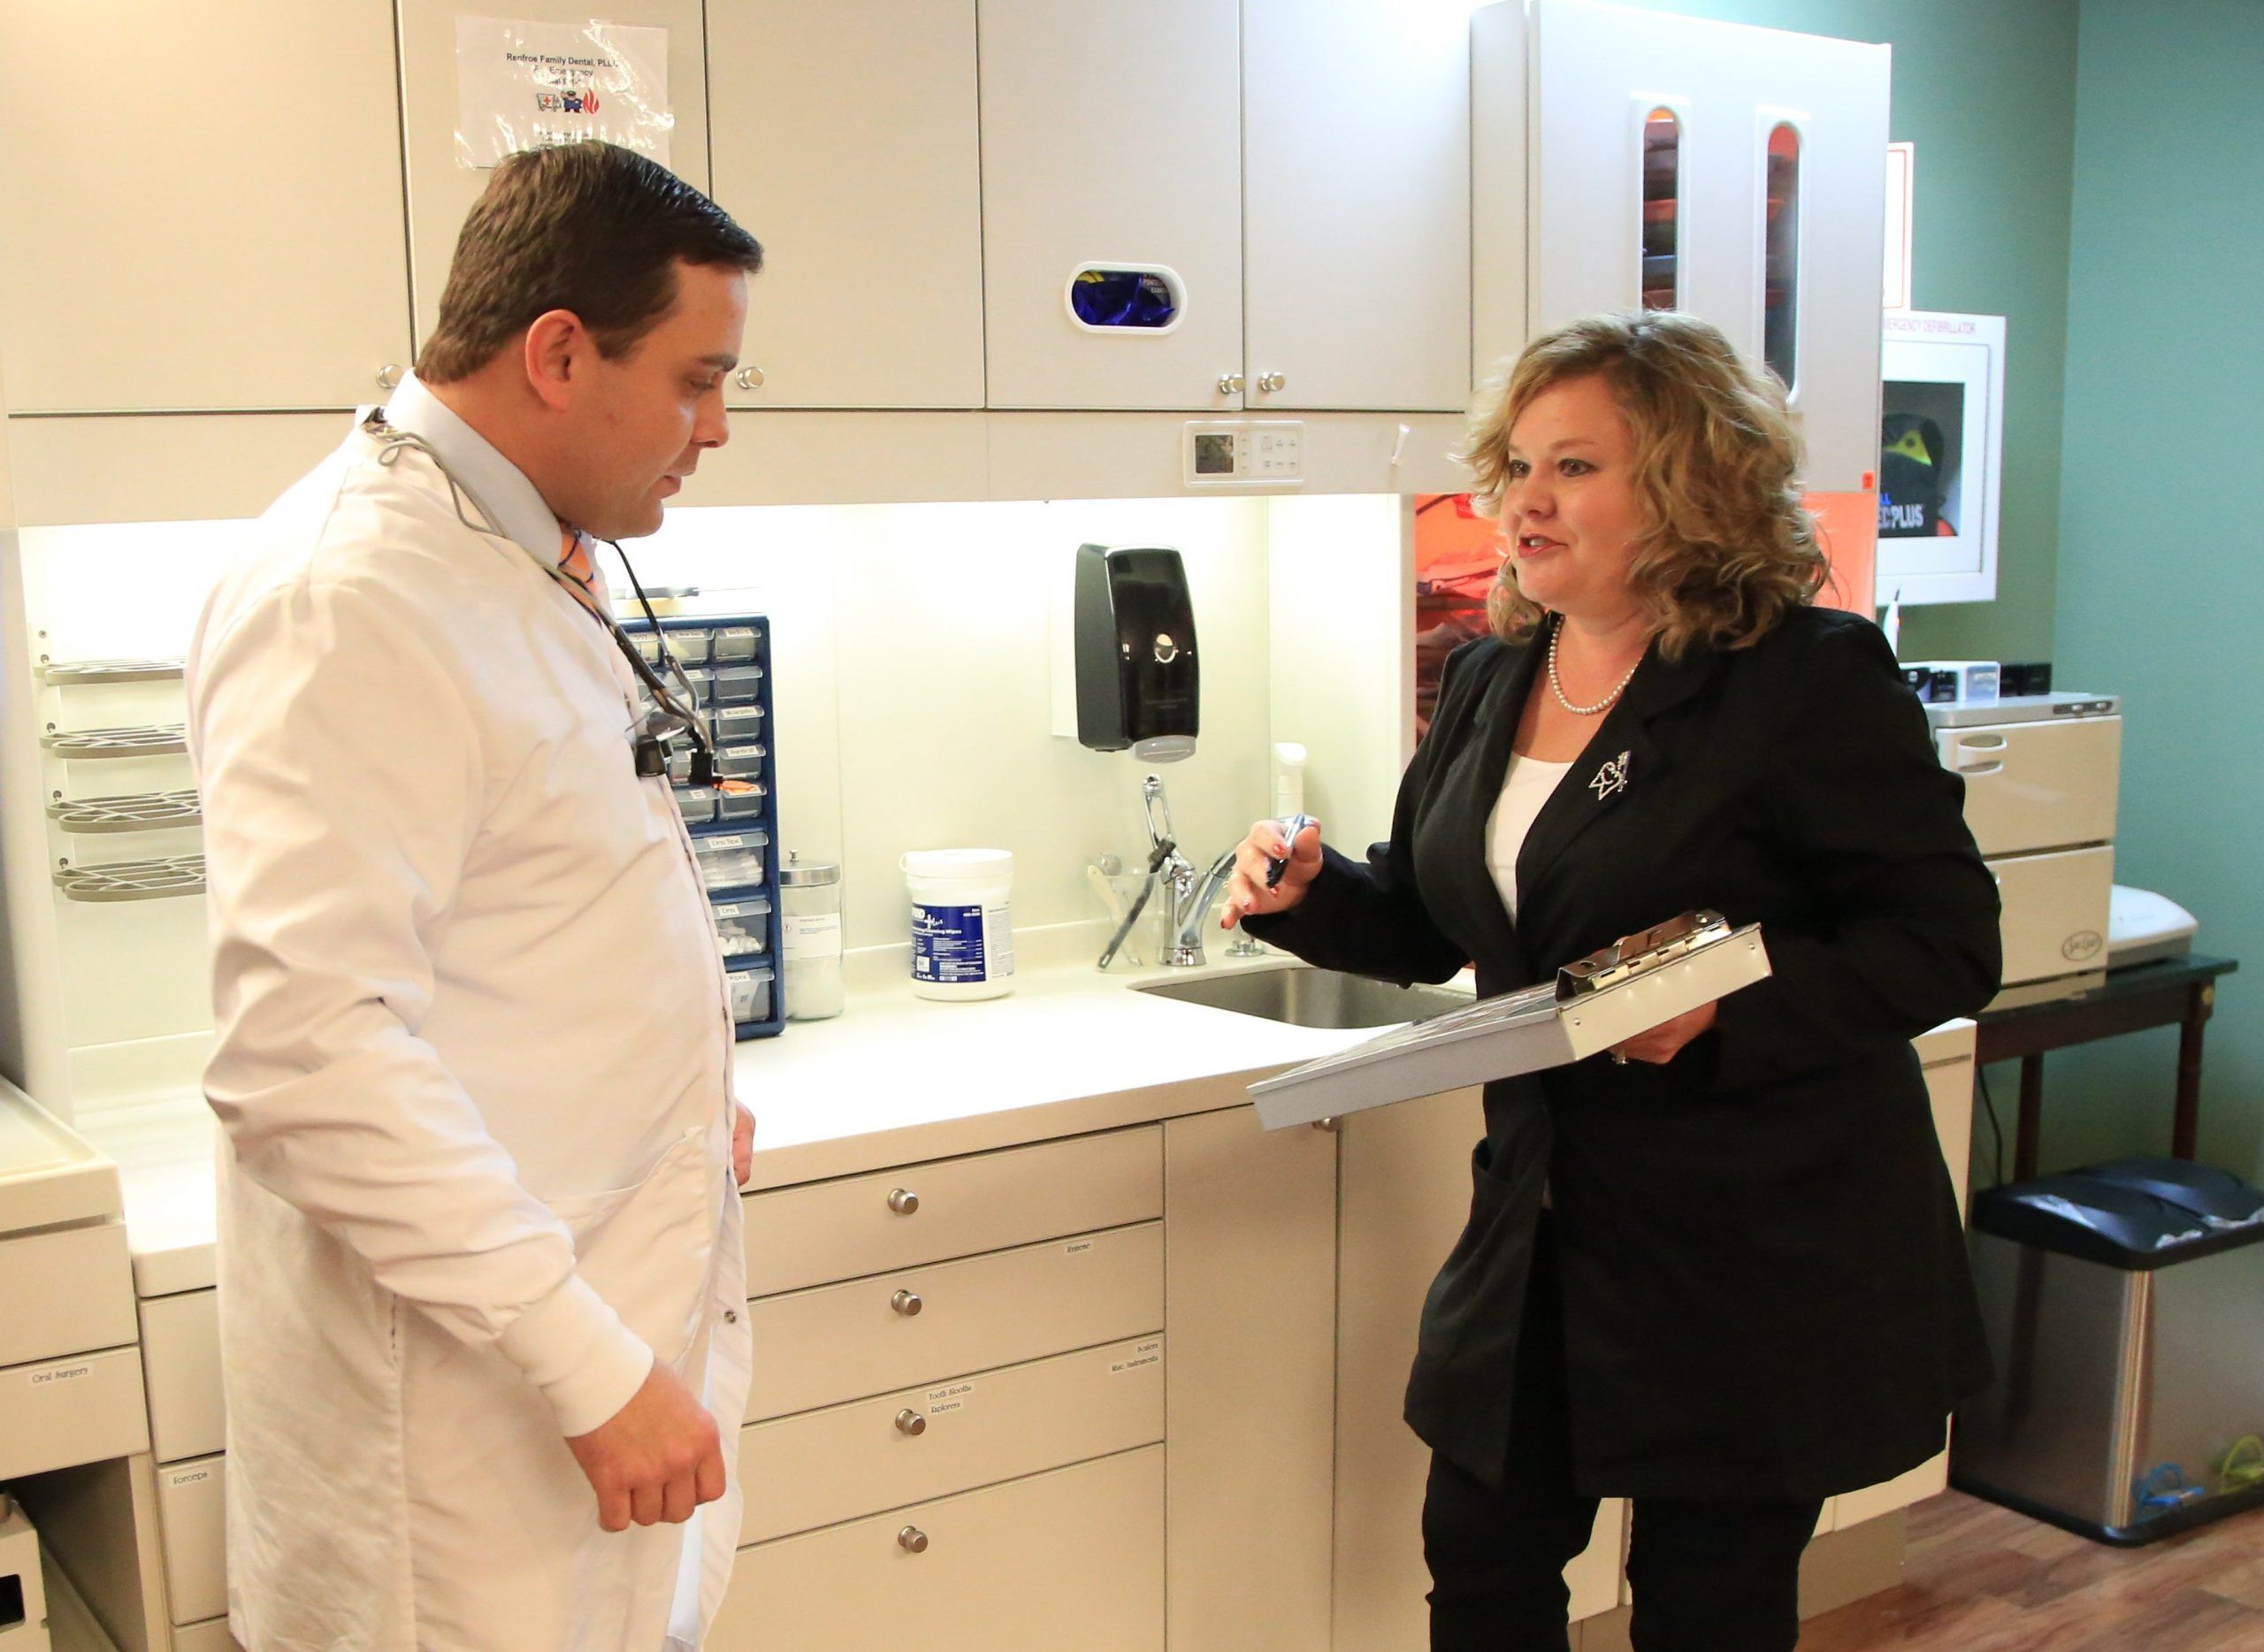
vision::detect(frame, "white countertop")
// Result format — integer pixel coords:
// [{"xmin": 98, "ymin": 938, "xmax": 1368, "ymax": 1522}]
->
[
  {"xmin": 64, "ymin": 932, "xmax": 1977, "ymax": 1303},
  {"xmin": 75, "ymin": 936, "xmax": 1402, "ymax": 1299}
]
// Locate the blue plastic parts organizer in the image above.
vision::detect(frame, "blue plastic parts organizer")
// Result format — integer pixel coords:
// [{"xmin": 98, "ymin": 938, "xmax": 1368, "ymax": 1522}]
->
[{"xmin": 621, "ymin": 612, "xmax": 784, "ymax": 1040}]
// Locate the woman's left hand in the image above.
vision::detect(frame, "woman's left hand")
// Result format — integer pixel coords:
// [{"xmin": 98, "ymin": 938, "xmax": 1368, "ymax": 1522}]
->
[
  {"xmin": 733, "ymin": 1104, "xmax": 755, "ymax": 1186},
  {"xmin": 1609, "ymin": 1000, "xmax": 1717, "ymax": 1065}
]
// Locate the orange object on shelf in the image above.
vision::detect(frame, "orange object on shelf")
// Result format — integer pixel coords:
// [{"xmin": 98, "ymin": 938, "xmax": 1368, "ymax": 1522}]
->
[
  {"xmin": 1412, "ymin": 493, "xmax": 1505, "ymax": 738},
  {"xmin": 1806, "ymin": 489, "xmax": 1879, "ymax": 616}
]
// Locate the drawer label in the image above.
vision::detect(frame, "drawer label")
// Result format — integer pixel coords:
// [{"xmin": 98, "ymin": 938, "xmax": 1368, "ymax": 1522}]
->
[
  {"xmin": 1064, "ymin": 1239, "xmax": 1095, "ymax": 1257},
  {"xmin": 1111, "ymin": 1340, "xmax": 1164, "ymax": 1376},
  {"xmin": 28, "ymin": 1362, "xmax": 93, "ymax": 1386},
  {"xmin": 926, "ymin": 1380, "xmax": 975, "ymax": 1417},
  {"xmin": 168, "ymin": 1467, "xmax": 212, "ymax": 1488}
]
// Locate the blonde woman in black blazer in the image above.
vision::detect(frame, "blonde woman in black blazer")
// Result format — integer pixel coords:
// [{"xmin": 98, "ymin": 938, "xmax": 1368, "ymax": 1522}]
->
[{"xmin": 1228, "ymin": 312, "xmax": 2000, "ymax": 1652}]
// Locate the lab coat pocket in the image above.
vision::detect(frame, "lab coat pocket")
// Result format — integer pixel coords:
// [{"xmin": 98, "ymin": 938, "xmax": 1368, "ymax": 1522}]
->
[{"xmin": 545, "ymin": 1127, "xmax": 728, "ymax": 1374}]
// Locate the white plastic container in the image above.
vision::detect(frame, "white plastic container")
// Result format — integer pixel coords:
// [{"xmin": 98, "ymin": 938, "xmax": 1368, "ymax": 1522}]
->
[{"xmin": 902, "ymin": 849, "xmax": 1014, "ymax": 1001}]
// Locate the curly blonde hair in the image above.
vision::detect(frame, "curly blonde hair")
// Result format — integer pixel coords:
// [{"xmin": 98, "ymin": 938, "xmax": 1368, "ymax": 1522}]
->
[{"xmin": 1463, "ymin": 311, "xmax": 1826, "ymax": 659}]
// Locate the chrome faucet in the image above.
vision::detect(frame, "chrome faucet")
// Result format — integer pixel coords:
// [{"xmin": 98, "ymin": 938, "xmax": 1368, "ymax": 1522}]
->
[{"xmin": 1098, "ymin": 775, "xmax": 1239, "ymax": 970}]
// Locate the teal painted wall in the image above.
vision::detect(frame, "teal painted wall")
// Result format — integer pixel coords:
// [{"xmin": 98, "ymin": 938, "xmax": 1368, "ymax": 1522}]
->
[
  {"xmin": 1624, "ymin": 0, "xmax": 2081, "ymax": 665},
  {"xmin": 2044, "ymin": 0, "xmax": 2264, "ymax": 1181}
]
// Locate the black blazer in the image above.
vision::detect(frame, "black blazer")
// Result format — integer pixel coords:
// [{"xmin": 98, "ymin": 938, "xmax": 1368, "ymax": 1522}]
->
[{"xmin": 1247, "ymin": 607, "xmax": 2000, "ymax": 1500}]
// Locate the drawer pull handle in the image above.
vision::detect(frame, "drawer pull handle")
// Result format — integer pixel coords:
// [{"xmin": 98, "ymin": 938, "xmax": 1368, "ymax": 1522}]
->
[
  {"xmin": 887, "ymin": 1187, "xmax": 920, "ymax": 1215},
  {"xmin": 1312, "ymin": 1116, "xmax": 1340, "ymax": 1133},
  {"xmin": 899, "ymin": 1525, "xmax": 929, "ymax": 1554},
  {"xmin": 891, "ymin": 1289, "xmax": 923, "ymax": 1317},
  {"xmin": 895, "ymin": 1408, "xmax": 927, "ymax": 1436}
]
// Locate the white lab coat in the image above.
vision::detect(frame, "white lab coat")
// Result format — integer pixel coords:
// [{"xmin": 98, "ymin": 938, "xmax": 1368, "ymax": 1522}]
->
[{"xmin": 187, "ymin": 378, "xmax": 751, "ymax": 1651}]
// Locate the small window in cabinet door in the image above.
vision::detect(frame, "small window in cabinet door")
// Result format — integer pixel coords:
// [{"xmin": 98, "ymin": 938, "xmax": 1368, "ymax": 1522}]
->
[
  {"xmin": 1641, "ymin": 107, "xmax": 1681, "ymax": 312},
  {"xmin": 1763, "ymin": 121, "xmax": 1802, "ymax": 392}
]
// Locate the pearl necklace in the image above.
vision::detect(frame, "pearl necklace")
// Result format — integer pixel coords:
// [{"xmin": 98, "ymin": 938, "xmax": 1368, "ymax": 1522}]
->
[{"xmin": 1546, "ymin": 616, "xmax": 1644, "ymax": 716}]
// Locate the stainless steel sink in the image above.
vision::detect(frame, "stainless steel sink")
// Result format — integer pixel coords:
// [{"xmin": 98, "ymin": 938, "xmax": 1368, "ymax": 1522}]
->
[{"xmin": 1135, "ymin": 967, "xmax": 1470, "ymax": 1030}]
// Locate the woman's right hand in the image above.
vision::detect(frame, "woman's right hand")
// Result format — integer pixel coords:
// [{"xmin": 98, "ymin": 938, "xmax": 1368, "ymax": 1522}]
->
[{"xmin": 1221, "ymin": 818, "xmax": 1323, "ymax": 929}]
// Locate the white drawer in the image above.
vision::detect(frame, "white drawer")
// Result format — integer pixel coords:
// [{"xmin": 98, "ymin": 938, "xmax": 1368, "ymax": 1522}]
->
[
  {"xmin": 142, "ymin": 1289, "xmax": 224, "ymax": 1463},
  {"xmin": 173, "ymin": 1620, "xmax": 245, "ymax": 1652},
  {"xmin": 1990, "ymin": 844, "xmax": 2114, "ymax": 985},
  {"xmin": 1939, "ymin": 714, "xmax": 2120, "ymax": 856},
  {"xmin": 745, "ymin": 1127, "xmax": 1162, "ymax": 1297},
  {"xmin": 0, "ymin": 1220, "xmax": 136, "ymax": 1367},
  {"xmin": 739, "ymin": 1335, "xmax": 1165, "ymax": 1543},
  {"xmin": 713, "ymin": 1444, "xmax": 1164, "ymax": 1652},
  {"xmin": 0, "ymin": 1345, "xmax": 149, "ymax": 1479},
  {"xmin": 157, "ymin": 1454, "xmax": 227, "ymax": 1626},
  {"xmin": 745, "ymin": 1221, "xmax": 1162, "ymax": 1423}
]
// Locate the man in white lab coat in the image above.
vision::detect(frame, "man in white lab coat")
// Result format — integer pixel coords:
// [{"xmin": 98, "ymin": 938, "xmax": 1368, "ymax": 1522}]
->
[{"xmin": 187, "ymin": 142, "xmax": 763, "ymax": 1651}]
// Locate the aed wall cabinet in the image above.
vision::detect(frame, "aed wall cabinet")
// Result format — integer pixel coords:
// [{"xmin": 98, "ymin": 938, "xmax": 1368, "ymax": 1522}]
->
[
  {"xmin": 1876, "ymin": 311, "xmax": 2006, "ymax": 606},
  {"xmin": 1481, "ymin": 0, "xmax": 1892, "ymax": 493},
  {"xmin": 0, "ymin": 0, "xmax": 412, "ymax": 413}
]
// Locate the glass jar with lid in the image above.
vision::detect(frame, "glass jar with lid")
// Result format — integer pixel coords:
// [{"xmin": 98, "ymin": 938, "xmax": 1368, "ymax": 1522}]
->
[{"xmin": 779, "ymin": 853, "xmax": 845, "ymax": 1021}]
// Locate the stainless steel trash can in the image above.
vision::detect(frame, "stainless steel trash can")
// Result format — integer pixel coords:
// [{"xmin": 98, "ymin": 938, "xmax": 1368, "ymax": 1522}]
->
[{"xmin": 1954, "ymin": 1157, "xmax": 2264, "ymax": 1543}]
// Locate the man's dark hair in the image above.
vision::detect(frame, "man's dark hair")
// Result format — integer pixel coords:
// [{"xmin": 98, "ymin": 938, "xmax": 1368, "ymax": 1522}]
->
[{"xmin": 416, "ymin": 141, "xmax": 761, "ymax": 384}]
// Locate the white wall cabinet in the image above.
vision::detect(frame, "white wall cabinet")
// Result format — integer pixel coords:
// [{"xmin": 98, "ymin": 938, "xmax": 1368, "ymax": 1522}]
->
[
  {"xmin": 395, "ymin": 0, "xmax": 714, "ymax": 352},
  {"xmin": 706, "ymin": 0, "xmax": 985, "ymax": 409},
  {"xmin": 976, "ymin": 0, "xmax": 1245, "ymax": 411},
  {"xmin": 0, "ymin": 0, "xmax": 412, "ymax": 413},
  {"xmin": 1241, "ymin": 0, "xmax": 1472, "ymax": 413},
  {"xmin": 1503, "ymin": 0, "xmax": 1890, "ymax": 491}
]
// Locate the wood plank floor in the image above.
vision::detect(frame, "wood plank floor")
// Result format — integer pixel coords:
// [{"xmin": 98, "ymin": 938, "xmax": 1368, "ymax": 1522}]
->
[{"xmin": 1800, "ymin": 1490, "xmax": 2264, "ymax": 1649}]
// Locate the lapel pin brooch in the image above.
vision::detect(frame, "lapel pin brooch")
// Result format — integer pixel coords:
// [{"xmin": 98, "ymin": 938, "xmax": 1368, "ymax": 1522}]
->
[{"xmin": 1589, "ymin": 750, "xmax": 1632, "ymax": 802}]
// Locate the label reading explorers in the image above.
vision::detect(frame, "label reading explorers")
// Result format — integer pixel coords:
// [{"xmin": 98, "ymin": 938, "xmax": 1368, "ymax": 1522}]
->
[{"xmin": 912, "ymin": 902, "xmax": 992, "ymax": 983}]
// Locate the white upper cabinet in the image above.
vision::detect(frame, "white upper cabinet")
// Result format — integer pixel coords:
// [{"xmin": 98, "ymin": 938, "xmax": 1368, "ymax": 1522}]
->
[
  {"xmin": 1242, "ymin": 0, "xmax": 1472, "ymax": 413},
  {"xmin": 1517, "ymin": 0, "xmax": 1889, "ymax": 490},
  {"xmin": 0, "ymin": 0, "xmax": 412, "ymax": 413},
  {"xmin": 976, "ymin": 0, "xmax": 1243, "ymax": 410},
  {"xmin": 396, "ymin": 0, "xmax": 713, "ymax": 353},
  {"xmin": 707, "ymin": 1, "xmax": 984, "ymax": 409}
]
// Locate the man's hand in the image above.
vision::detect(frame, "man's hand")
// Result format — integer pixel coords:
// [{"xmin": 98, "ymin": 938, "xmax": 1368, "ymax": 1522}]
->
[
  {"xmin": 732, "ymin": 1103, "xmax": 754, "ymax": 1187},
  {"xmin": 566, "ymin": 1359, "xmax": 725, "ymax": 1532}
]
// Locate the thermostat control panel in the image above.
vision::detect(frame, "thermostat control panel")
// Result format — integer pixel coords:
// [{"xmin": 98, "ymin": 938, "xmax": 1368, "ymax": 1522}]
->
[{"xmin": 1182, "ymin": 421, "xmax": 1304, "ymax": 487}]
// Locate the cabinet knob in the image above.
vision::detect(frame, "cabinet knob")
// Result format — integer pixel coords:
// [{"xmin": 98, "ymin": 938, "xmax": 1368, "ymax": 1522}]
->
[
  {"xmin": 891, "ymin": 1289, "xmax": 923, "ymax": 1317},
  {"xmin": 1217, "ymin": 372, "xmax": 1243, "ymax": 395},
  {"xmin": 376, "ymin": 363, "xmax": 402, "ymax": 391},
  {"xmin": 895, "ymin": 1408, "xmax": 927, "ymax": 1436},
  {"xmin": 1257, "ymin": 371, "xmax": 1287, "ymax": 394},
  {"xmin": 1312, "ymin": 1116, "xmax": 1340, "ymax": 1133},
  {"xmin": 734, "ymin": 366, "xmax": 766, "ymax": 390},
  {"xmin": 887, "ymin": 1187, "xmax": 920, "ymax": 1215},
  {"xmin": 898, "ymin": 1526, "xmax": 929, "ymax": 1554}
]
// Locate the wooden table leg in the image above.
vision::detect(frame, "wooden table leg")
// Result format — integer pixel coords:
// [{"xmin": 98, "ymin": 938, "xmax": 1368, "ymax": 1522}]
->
[
  {"xmin": 2015, "ymin": 1053, "xmax": 2046, "ymax": 1182},
  {"xmin": 2173, "ymin": 982, "xmax": 2212, "ymax": 1160}
]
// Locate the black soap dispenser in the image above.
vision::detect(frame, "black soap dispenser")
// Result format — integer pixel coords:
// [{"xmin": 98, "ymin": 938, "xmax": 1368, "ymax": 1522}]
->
[{"xmin": 1074, "ymin": 543, "xmax": 1198, "ymax": 763}]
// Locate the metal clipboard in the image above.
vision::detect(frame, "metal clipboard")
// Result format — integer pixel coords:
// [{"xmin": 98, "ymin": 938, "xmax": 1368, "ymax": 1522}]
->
[{"xmin": 1249, "ymin": 912, "xmax": 1771, "ymax": 1129}]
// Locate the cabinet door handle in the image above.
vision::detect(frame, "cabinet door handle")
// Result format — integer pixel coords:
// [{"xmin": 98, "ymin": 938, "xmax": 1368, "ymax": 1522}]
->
[
  {"xmin": 734, "ymin": 366, "xmax": 766, "ymax": 390},
  {"xmin": 887, "ymin": 1187, "xmax": 920, "ymax": 1215},
  {"xmin": 1312, "ymin": 1116, "xmax": 1339, "ymax": 1133},
  {"xmin": 895, "ymin": 1408, "xmax": 927, "ymax": 1436},
  {"xmin": 898, "ymin": 1526, "xmax": 929, "ymax": 1554},
  {"xmin": 376, "ymin": 363, "xmax": 402, "ymax": 391},
  {"xmin": 1257, "ymin": 371, "xmax": 1286, "ymax": 394},
  {"xmin": 1217, "ymin": 372, "xmax": 1243, "ymax": 395},
  {"xmin": 891, "ymin": 1289, "xmax": 923, "ymax": 1317}
]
